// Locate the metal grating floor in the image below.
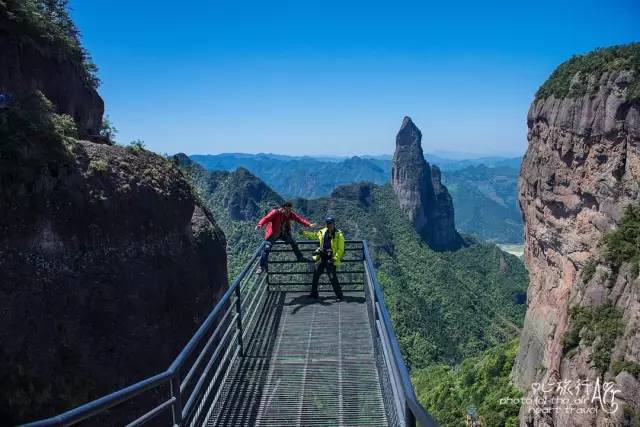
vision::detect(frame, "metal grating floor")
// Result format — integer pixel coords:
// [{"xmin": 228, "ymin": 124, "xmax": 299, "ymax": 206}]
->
[{"xmin": 206, "ymin": 291, "xmax": 388, "ymax": 426}]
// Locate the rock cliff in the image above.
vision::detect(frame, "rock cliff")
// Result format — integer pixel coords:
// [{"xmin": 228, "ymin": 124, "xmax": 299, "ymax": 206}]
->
[
  {"xmin": 391, "ymin": 116, "xmax": 462, "ymax": 250},
  {"xmin": 0, "ymin": 5, "xmax": 104, "ymax": 136},
  {"xmin": 0, "ymin": 6, "xmax": 228, "ymax": 423},
  {"xmin": 0, "ymin": 135, "xmax": 228, "ymax": 423},
  {"xmin": 513, "ymin": 43, "xmax": 640, "ymax": 426}
]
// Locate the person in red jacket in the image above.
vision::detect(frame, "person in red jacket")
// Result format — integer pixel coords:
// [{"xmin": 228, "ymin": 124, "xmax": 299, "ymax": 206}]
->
[{"xmin": 255, "ymin": 201, "xmax": 315, "ymax": 274}]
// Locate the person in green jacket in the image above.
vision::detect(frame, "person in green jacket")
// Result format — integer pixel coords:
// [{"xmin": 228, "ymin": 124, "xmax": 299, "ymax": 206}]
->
[{"xmin": 300, "ymin": 216, "xmax": 345, "ymax": 300}]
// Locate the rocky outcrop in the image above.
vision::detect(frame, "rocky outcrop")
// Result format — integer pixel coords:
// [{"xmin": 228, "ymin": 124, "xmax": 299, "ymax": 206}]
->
[
  {"xmin": 0, "ymin": 138, "xmax": 228, "ymax": 423},
  {"xmin": 224, "ymin": 167, "xmax": 284, "ymax": 220},
  {"xmin": 513, "ymin": 45, "xmax": 640, "ymax": 426},
  {"xmin": 175, "ymin": 155, "xmax": 283, "ymax": 221},
  {"xmin": 0, "ymin": 136, "xmax": 228, "ymax": 423},
  {"xmin": 391, "ymin": 116, "xmax": 462, "ymax": 250},
  {"xmin": 0, "ymin": 6, "xmax": 104, "ymax": 135},
  {"xmin": 330, "ymin": 181, "xmax": 375, "ymax": 207},
  {"xmin": 0, "ymin": 5, "xmax": 229, "ymax": 423}
]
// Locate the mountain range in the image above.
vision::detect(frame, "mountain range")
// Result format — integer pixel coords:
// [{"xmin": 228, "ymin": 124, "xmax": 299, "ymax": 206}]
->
[{"xmin": 190, "ymin": 152, "xmax": 524, "ymax": 243}]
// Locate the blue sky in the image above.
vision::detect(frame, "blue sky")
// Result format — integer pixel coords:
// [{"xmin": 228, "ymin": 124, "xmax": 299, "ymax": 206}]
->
[{"xmin": 70, "ymin": 0, "xmax": 639, "ymax": 157}]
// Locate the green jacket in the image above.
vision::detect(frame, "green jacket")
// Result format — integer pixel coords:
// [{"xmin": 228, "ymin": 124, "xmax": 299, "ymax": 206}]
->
[{"xmin": 300, "ymin": 227, "xmax": 345, "ymax": 266}]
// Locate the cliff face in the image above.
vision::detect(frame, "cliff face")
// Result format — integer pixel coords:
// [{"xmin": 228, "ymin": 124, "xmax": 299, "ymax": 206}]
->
[
  {"xmin": 0, "ymin": 9, "xmax": 104, "ymax": 136},
  {"xmin": 0, "ymin": 138, "xmax": 228, "ymax": 423},
  {"xmin": 392, "ymin": 116, "xmax": 462, "ymax": 250},
  {"xmin": 0, "ymin": 9, "xmax": 228, "ymax": 423},
  {"xmin": 513, "ymin": 45, "xmax": 640, "ymax": 426}
]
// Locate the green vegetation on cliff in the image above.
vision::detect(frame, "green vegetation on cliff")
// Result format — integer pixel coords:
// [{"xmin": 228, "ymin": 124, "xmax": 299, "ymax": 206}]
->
[
  {"xmin": 613, "ymin": 360, "xmax": 640, "ymax": 378},
  {"xmin": 535, "ymin": 43, "xmax": 640, "ymax": 101},
  {"xmin": 604, "ymin": 204, "xmax": 640, "ymax": 269},
  {"xmin": 0, "ymin": 91, "xmax": 78, "ymax": 199},
  {"xmin": 2, "ymin": 0, "xmax": 99, "ymax": 87},
  {"xmin": 559, "ymin": 205, "xmax": 639, "ymax": 377},
  {"xmin": 562, "ymin": 304, "xmax": 624, "ymax": 374},
  {"xmin": 412, "ymin": 339, "xmax": 522, "ymax": 427}
]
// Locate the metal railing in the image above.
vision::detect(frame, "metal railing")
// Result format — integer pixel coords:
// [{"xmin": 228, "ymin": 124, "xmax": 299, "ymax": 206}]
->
[
  {"xmin": 362, "ymin": 241, "xmax": 438, "ymax": 427},
  {"xmin": 267, "ymin": 240, "xmax": 365, "ymax": 292},
  {"xmin": 22, "ymin": 240, "xmax": 438, "ymax": 427},
  {"xmin": 22, "ymin": 243, "xmax": 269, "ymax": 427}
]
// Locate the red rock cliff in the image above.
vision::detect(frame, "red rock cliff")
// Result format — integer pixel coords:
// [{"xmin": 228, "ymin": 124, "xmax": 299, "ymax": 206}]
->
[{"xmin": 513, "ymin": 44, "xmax": 640, "ymax": 426}]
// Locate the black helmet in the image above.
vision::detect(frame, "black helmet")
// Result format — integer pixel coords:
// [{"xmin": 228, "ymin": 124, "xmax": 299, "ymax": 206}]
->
[{"xmin": 325, "ymin": 216, "xmax": 336, "ymax": 224}]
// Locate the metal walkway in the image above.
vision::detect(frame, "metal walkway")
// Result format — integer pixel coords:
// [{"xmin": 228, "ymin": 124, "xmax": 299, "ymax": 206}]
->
[
  {"xmin": 23, "ymin": 241, "xmax": 437, "ymax": 427},
  {"xmin": 207, "ymin": 292, "xmax": 387, "ymax": 426}
]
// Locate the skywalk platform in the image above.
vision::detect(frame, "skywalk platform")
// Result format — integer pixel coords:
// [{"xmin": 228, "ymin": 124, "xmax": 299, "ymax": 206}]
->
[{"xmin": 22, "ymin": 241, "xmax": 436, "ymax": 427}]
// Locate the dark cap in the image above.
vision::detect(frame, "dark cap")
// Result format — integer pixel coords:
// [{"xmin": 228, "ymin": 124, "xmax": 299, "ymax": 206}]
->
[
  {"xmin": 281, "ymin": 200, "xmax": 293, "ymax": 208},
  {"xmin": 325, "ymin": 216, "xmax": 336, "ymax": 224}
]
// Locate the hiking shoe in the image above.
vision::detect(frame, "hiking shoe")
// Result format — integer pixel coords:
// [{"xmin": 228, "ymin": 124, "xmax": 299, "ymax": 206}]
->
[{"xmin": 256, "ymin": 266, "xmax": 266, "ymax": 275}]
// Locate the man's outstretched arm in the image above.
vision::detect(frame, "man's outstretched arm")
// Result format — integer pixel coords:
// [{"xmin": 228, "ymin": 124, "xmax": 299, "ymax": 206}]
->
[
  {"xmin": 299, "ymin": 229, "xmax": 318, "ymax": 240},
  {"xmin": 291, "ymin": 211, "xmax": 313, "ymax": 227}
]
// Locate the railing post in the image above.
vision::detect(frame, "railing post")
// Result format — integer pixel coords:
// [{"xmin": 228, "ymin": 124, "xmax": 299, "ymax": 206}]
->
[
  {"xmin": 170, "ymin": 373, "xmax": 183, "ymax": 426},
  {"xmin": 405, "ymin": 402, "xmax": 417, "ymax": 427},
  {"xmin": 235, "ymin": 285, "xmax": 244, "ymax": 357}
]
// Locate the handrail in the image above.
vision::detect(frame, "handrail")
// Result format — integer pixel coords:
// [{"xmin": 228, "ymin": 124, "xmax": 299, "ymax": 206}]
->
[
  {"xmin": 362, "ymin": 241, "xmax": 438, "ymax": 427},
  {"xmin": 21, "ymin": 242, "xmax": 266, "ymax": 427},
  {"xmin": 168, "ymin": 241, "xmax": 264, "ymax": 373},
  {"xmin": 20, "ymin": 371, "xmax": 173, "ymax": 427}
]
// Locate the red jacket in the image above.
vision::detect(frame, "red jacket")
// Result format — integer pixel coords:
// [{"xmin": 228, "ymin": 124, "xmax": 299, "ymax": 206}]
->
[{"xmin": 257, "ymin": 208, "xmax": 311, "ymax": 240}]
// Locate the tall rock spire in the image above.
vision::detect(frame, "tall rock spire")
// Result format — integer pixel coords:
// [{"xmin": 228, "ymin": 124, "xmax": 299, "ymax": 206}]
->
[{"xmin": 391, "ymin": 116, "xmax": 462, "ymax": 250}]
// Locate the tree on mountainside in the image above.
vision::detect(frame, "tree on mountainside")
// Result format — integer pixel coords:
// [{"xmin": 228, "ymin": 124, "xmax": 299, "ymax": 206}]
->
[
  {"xmin": 3, "ymin": 0, "xmax": 100, "ymax": 87},
  {"xmin": 413, "ymin": 339, "xmax": 522, "ymax": 427}
]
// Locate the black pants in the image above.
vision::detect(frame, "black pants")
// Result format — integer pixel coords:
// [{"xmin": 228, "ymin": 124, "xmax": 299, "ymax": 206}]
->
[
  {"xmin": 311, "ymin": 259, "xmax": 343, "ymax": 299},
  {"xmin": 260, "ymin": 232, "xmax": 303, "ymax": 269}
]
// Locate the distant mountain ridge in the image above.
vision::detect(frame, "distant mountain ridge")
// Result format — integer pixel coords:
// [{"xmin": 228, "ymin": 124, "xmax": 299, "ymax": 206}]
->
[
  {"xmin": 190, "ymin": 152, "xmax": 524, "ymax": 243},
  {"xmin": 190, "ymin": 153, "xmax": 391, "ymax": 199},
  {"xmin": 190, "ymin": 152, "xmax": 522, "ymax": 173}
]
